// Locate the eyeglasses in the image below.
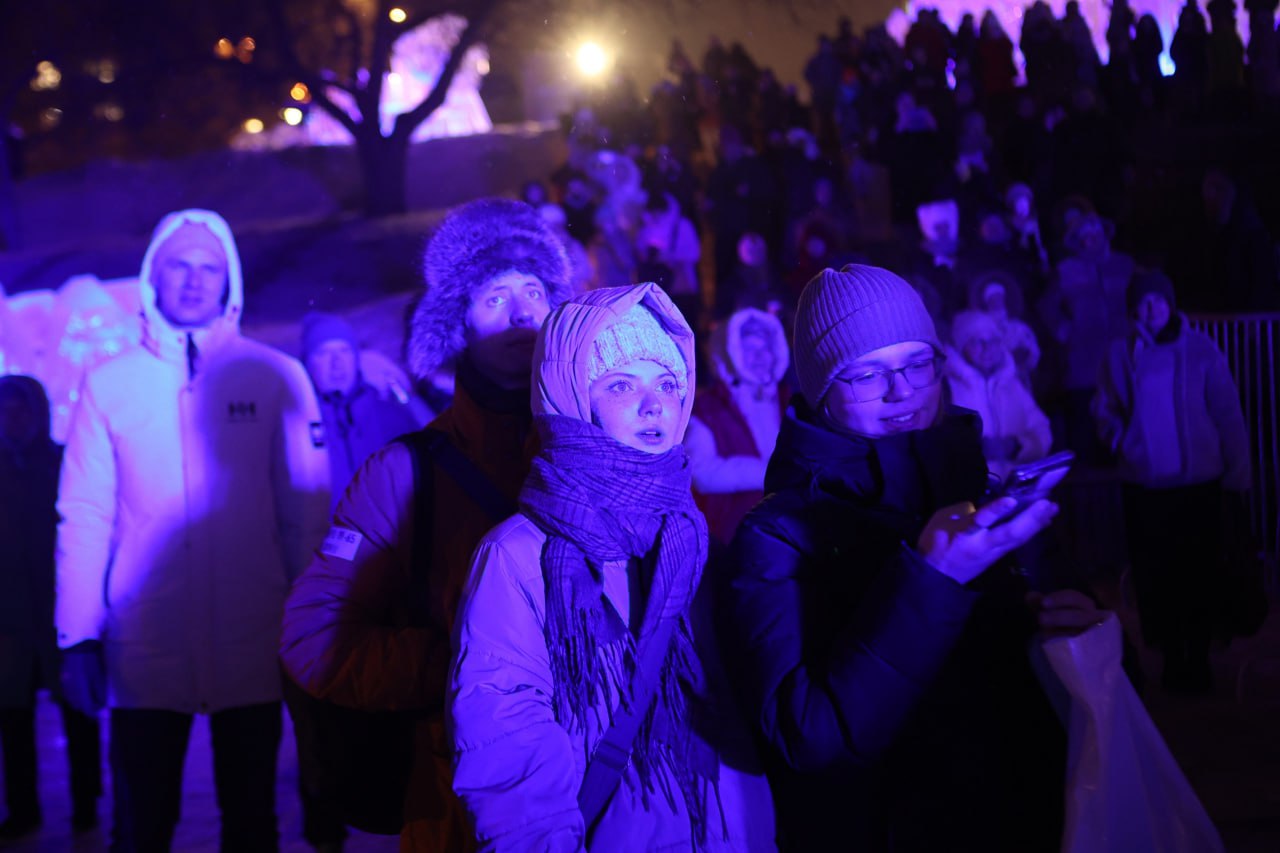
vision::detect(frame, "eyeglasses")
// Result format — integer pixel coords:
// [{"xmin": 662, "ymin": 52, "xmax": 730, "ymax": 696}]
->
[{"xmin": 834, "ymin": 355, "xmax": 944, "ymax": 403}]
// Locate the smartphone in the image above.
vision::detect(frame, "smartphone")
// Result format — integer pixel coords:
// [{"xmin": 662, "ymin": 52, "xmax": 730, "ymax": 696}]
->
[{"xmin": 996, "ymin": 450, "xmax": 1075, "ymax": 506}]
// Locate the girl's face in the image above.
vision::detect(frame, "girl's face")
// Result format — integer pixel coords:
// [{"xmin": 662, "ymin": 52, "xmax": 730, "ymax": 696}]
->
[
  {"xmin": 589, "ymin": 359, "xmax": 682, "ymax": 453},
  {"xmin": 1136, "ymin": 293, "xmax": 1171, "ymax": 338},
  {"xmin": 822, "ymin": 341, "xmax": 943, "ymax": 438}
]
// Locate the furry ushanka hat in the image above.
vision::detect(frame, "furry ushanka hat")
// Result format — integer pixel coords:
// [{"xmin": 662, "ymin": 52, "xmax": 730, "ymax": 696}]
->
[{"xmin": 408, "ymin": 198, "xmax": 572, "ymax": 378}]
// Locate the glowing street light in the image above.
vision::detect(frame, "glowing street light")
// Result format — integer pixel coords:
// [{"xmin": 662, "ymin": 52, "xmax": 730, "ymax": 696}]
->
[
  {"xmin": 215, "ymin": 38, "xmax": 234, "ymax": 59},
  {"xmin": 575, "ymin": 42, "xmax": 610, "ymax": 79},
  {"xmin": 389, "ymin": 7, "xmax": 407, "ymax": 24},
  {"xmin": 290, "ymin": 82, "xmax": 310, "ymax": 102},
  {"xmin": 281, "ymin": 107, "xmax": 304, "ymax": 126},
  {"xmin": 243, "ymin": 118, "xmax": 265, "ymax": 134},
  {"xmin": 31, "ymin": 60, "xmax": 62, "ymax": 91}
]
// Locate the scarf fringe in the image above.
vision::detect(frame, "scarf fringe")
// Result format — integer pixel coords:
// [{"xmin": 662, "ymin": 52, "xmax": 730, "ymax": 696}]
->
[{"xmin": 523, "ymin": 415, "xmax": 717, "ymax": 843}]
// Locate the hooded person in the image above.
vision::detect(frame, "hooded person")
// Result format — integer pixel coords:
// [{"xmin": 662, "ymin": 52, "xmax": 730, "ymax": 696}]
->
[
  {"xmin": 0, "ymin": 376, "xmax": 101, "ymax": 839},
  {"xmin": 945, "ymin": 310, "xmax": 1053, "ymax": 481},
  {"xmin": 281, "ymin": 197, "xmax": 573, "ymax": 851},
  {"xmin": 967, "ymin": 270, "xmax": 1041, "ymax": 386},
  {"xmin": 54, "ymin": 209, "xmax": 331, "ymax": 851},
  {"xmin": 714, "ymin": 265, "xmax": 1105, "ymax": 850},
  {"xmin": 686, "ymin": 307, "xmax": 791, "ymax": 547},
  {"xmin": 300, "ymin": 311, "xmax": 423, "ymax": 511},
  {"xmin": 449, "ymin": 283, "xmax": 776, "ymax": 851},
  {"xmin": 1041, "ymin": 210, "xmax": 1134, "ymax": 464},
  {"xmin": 1093, "ymin": 269, "xmax": 1251, "ymax": 693}
]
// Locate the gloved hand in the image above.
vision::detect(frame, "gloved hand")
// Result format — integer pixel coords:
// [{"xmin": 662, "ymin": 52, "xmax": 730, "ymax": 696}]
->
[{"xmin": 59, "ymin": 640, "xmax": 107, "ymax": 716}]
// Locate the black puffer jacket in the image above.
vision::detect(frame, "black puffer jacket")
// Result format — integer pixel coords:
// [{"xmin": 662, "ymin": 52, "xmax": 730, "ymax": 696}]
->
[{"xmin": 714, "ymin": 398, "xmax": 1064, "ymax": 851}]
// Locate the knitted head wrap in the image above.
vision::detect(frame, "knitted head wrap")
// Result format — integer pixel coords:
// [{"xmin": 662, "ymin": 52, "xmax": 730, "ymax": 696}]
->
[{"xmin": 587, "ymin": 302, "xmax": 688, "ymax": 397}]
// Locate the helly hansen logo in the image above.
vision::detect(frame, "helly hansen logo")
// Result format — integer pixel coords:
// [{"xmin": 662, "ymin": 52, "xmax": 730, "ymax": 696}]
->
[{"xmin": 227, "ymin": 401, "xmax": 257, "ymax": 423}]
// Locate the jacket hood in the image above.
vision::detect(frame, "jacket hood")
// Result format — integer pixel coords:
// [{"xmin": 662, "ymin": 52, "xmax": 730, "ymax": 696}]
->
[
  {"xmin": 710, "ymin": 306, "xmax": 790, "ymax": 387},
  {"xmin": 943, "ymin": 343, "xmax": 1018, "ymax": 388},
  {"xmin": 532, "ymin": 282, "xmax": 696, "ymax": 441},
  {"xmin": 966, "ymin": 269, "xmax": 1026, "ymax": 318},
  {"xmin": 140, "ymin": 209, "xmax": 243, "ymax": 330},
  {"xmin": 138, "ymin": 209, "xmax": 243, "ymax": 361}
]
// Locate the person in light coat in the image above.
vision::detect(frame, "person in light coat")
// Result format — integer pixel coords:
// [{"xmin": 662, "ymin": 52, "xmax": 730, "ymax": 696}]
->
[
  {"xmin": 450, "ymin": 283, "xmax": 775, "ymax": 851},
  {"xmin": 55, "ymin": 208, "xmax": 330, "ymax": 852},
  {"xmin": 686, "ymin": 307, "xmax": 790, "ymax": 547},
  {"xmin": 1093, "ymin": 269, "xmax": 1251, "ymax": 693},
  {"xmin": 945, "ymin": 310, "xmax": 1053, "ymax": 482}
]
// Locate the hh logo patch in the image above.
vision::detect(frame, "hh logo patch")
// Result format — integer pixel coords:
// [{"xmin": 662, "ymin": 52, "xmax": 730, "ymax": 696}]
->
[
  {"xmin": 227, "ymin": 401, "xmax": 257, "ymax": 423},
  {"xmin": 320, "ymin": 527, "xmax": 362, "ymax": 561},
  {"xmin": 309, "ymin": 422, "xmax": 325, "ymax": 448}
]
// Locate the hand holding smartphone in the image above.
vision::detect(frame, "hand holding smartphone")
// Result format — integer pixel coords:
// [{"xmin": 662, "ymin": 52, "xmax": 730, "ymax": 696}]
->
[{"xmin": 994, "ymin": 450, "xmax": 1075, "ymax": 510}]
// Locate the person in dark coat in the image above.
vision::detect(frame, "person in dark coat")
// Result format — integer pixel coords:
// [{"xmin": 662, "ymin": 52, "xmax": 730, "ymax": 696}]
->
[
  {"xmin": 715, "ymin": 265, "xmax": 1106, "ymax": 850},
  {"xmin": 0, "ymin": 375, "xmax": 101, "ymax": 839},
  {"xmin": 301, "ymin": 312, "xmax": 424, "ymax": 512},
  {"xmin": 1201, "ymin": 169, "xmax": 1280, "ymax": 311}
]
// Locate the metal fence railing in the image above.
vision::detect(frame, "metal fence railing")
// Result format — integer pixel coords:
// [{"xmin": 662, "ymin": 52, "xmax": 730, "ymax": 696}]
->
[{"xmin": 1188, "ymin": 313, "xmax": 1280, "ymax": 585}]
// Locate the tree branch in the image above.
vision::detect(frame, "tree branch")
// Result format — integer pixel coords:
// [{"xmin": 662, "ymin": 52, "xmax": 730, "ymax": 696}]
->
[
  {"xmin": 261, "ymin": 0, "xmax": 361, "ymax": 134},
  {"xmin": 391, "ymin": 0, "xmax": 499, "ymax": 140}
]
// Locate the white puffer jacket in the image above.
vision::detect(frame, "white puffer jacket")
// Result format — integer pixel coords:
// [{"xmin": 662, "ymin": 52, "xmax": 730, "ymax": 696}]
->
[
  {"xmin": 55, "ymin": 209, "xmax": 330, "ymax": 713},
  {"xmin": 944, "ymin": 345, "xmax": 1053, "ymax": 481}
]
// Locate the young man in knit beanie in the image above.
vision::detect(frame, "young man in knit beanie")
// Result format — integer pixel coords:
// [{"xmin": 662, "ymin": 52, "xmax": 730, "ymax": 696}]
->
[
  {"xmin": 717, "ymin": 264, "xmax": 1107, "ymax": 849},
  {"xmin": 281, "ymin": 198, "xmax": 572, "ymax": 851}
]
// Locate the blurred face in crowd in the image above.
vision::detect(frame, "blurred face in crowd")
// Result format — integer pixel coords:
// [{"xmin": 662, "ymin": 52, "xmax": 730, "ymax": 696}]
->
[
  {"xmin": 822, "ymin": 341, "xmax": 943, "ymax": 438},
  {"xmin": 1072, "ymin": 216, "xmax": 1108, "ymax": 256},
  {"xmin": 590, "ymin": 359, "xmax": 682, "ymax": 454},
  {"xmin": 739, "ymin": 329, "xmax": 777, "ymax": 385},
  {"xmin": 151, "ymin": 224, "xmax": 229, "ymax": 328},
  {"xmin": 814, "ymin": 178, "xmax": 834, "ymax": 208},
  {"xmin": 962, "ymin": 334, "xmax": 1007, "ymax": 376},
  {"xmin": 306, "ymin": 339, "xmax": 358, "ymax": 396},
  {"xmin": 737, "ymin": 233, "xmax": 768, "ymax": 267},
  {"xmin": 979, "ymin": 214, "xmax": 1011, "ymax": 245},
  {"xmin": 465, "ymin": 270, "xmax": 550, "ymax": 389},
  {"xmin": 1135, "ymin": 293, "xmax": 1172, "ymax": 338},
  {"xmin": 981, "ymin": 283, "xmax": 1009, "ymax": 318}
]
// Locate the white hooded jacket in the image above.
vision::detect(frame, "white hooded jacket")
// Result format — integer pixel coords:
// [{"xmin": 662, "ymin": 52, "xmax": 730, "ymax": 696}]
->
[
  {"xmin": 55, "ymin": 209, "xmax": 330, "ymax": 713},
  {"xmin": 944, "ymin": 345, "xmax": 1052, "ymax": 482}
]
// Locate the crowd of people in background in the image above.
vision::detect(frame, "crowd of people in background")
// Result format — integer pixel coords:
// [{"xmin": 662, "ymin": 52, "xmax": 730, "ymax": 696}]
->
[{"xmin": 0, "ymin": 2, "xmax": 1275, "ymax": 851}]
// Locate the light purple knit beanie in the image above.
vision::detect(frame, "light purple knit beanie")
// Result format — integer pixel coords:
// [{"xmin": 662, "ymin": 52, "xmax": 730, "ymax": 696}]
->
[
  {"xmin": 793, "ymin": 264, "xmax": 940, "ymax": 408},
  {"xmin": 588, "ymin": 302, "xmax": 689, "ymax": 397}
]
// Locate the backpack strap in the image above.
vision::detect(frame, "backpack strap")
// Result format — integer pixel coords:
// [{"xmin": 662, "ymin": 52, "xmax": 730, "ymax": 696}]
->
[
  {"xmin": 577, "ymin": 612, "xmax": 679, "ymax": 830},
  {"xmin": 396, "ymin": 428, "xmax": 517, "ymax": 624}
]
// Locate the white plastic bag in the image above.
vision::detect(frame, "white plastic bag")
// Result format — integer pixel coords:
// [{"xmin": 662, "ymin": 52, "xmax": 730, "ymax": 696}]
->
[{"xmin": 1034, "ymin": 614, "xmax": 1224, "ymax": 853}]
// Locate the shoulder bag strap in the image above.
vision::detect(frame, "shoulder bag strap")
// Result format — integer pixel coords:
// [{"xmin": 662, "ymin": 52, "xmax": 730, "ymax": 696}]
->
[
  {"xmin": 577, "ymin": 613, "xmax": 679, "ymax": 830},
  {"xmin": 397, "ymin": 428, "xmax": 518, "ymax": 623}
]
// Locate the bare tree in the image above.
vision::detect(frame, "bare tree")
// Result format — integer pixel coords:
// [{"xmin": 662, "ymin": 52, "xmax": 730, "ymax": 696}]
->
[{"xmin": 248, "ymin": 0, "xmax": 502, "ymax": 217}]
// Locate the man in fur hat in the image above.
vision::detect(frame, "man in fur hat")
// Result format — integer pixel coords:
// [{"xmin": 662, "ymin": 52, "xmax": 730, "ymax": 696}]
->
[{"xmin": 281, "ymin": 198, "xmax": 572, "ymax": 851}]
